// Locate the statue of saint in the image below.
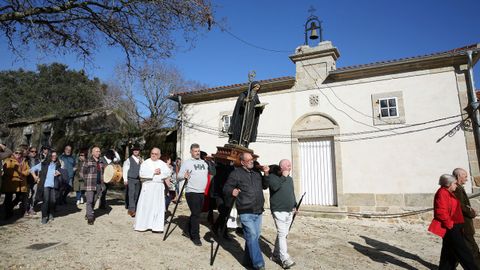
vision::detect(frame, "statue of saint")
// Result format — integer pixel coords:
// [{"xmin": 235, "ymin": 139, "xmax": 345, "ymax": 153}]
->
[{"xmin": 228, "ymin": 81, "xmax": 266, "ymax": 148}]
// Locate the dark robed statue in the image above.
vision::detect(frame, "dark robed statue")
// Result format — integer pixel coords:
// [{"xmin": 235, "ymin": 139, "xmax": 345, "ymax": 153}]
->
[{"xmin": 228, "ymin": 81, "xmax": 265, "ymax": 148}]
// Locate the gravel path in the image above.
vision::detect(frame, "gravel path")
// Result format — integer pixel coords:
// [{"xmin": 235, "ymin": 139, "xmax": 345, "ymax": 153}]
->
[{"xmin": 0, "ymin": 191, "xmax": 452, "ymax": 269}]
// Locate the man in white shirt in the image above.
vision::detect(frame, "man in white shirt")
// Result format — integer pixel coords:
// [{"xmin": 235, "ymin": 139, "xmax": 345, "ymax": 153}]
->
[
  {"xmin": 123, "ymin": 145, "xmax": 143, "ymax": 217},
  {"xmin": 178, "ymin": 143, "xmax": 215, "ymax": 246}
]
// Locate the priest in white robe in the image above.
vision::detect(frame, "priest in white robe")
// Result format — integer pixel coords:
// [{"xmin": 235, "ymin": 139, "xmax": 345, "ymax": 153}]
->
[{"xmin": 134, "ymin": 147, "xmax": 171, "ymax": 232}]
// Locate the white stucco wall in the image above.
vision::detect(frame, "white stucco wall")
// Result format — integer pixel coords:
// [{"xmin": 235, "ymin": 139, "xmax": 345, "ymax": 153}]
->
[{"xmin": 180, "ymin": 67, "xmax": 471, "ymax": 195}]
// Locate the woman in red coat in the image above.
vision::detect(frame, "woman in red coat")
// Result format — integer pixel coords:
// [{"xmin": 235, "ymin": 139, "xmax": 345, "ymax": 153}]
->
[{"xmin": 429, "ymin": 174, "xmax": 477, "ymax": 269}]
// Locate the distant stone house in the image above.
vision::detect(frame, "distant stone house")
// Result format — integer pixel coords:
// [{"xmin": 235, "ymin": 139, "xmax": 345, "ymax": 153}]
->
[
  {"xmin": 1, "ymin": 109, "xmax": 178, "ymax": 160},
  {"xmin": 1, "ymin": 109, "xmax": 135, "ymax": 157},
  {"xmin": 171, "ymin": 41, "xmax": 480, "ymax": 213}
]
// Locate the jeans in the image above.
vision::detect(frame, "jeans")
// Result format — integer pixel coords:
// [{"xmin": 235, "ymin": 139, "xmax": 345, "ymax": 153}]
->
[
  {"xmin": 239, "ymin": 213, "xmax": 264, "ymax": 269},
  {"xmin": 186, "ymin": 192, "xmax": 204, "ymax": 240},
  {"xmin": 76, "ymin": 191, "xmax": 85, "ymax": 201},
  {"xmin": 41, "ymin": 187, "xmax": 56, "ymax": 219},
  {"xmin": 272, "ymin": 211, "xmax": 293, "ymax": 262}
]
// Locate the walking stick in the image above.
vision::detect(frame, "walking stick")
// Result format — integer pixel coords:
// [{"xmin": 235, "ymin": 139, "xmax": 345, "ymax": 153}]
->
[
  {"xmin": 210, "ymin": 197, "xmax": 237, "ymax": 266},
  {"xmin": 163, "ymin": 175, "xmax": 189, "ymax": 241},
  {"xmin": 289, "ymin": 192, "xmax": 306, "ymax": 232}
]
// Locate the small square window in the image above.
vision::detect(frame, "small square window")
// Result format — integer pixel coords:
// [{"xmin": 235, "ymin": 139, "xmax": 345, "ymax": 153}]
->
[
  {"xmin": 221, "ymin": 115, "xmax": 231, "ymax": 133},
  {"xmin": 372, "ymin": 91, "xmax": 405, "ymax": 125},
  {"xmin": 378, "ymin": 97, "xmax": 399, "ymax": 119}
]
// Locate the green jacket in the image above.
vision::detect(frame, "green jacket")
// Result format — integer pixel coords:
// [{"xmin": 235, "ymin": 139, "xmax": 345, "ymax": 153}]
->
[
  {"xmin": 268, "ymin": 173, "xmax": 296, "ymax": 212},
  {"xmin": 453, "ymin": 184, "xmax": 476, "ymax": 235}
]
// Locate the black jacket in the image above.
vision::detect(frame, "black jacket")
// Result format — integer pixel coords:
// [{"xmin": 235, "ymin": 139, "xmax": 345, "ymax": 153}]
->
[{"xmin": 223, "ymin": 166, "xmax": 268, "ymax": 214}]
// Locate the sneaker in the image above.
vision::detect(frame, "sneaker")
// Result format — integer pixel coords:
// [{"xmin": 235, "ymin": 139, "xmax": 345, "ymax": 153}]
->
[
  {"xmin": 41, "ymin": 217, "xmax": 48, "ymax": 224},
  {"xmin": 282, "ymin": 259, "xmax": 296, "ymax": 269},
  {"xmin": 76, "ymin": 200, "xmax": 81, "ymax": 205},
  {"xmin": 192, "ymin": 239, "xmax": 202, "ymax": 246},
  {"xmin": 80, "ymin": 197, "xmax": 84, "ymax": 204},
  {"xmin": 87, "ymin": 218, "xmax": 95, "ymax": 225},
  {"xmin": 270, "ymin": 255, "xmax": 281, "ymax": 263}
]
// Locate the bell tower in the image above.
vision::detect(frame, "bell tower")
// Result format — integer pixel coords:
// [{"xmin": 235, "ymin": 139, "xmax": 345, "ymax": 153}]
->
[{"xmin": 289, "ymin": 10, "xmax": 340, "ymax": 88}]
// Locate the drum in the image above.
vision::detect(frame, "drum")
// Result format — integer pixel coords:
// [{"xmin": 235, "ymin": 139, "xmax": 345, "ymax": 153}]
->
[{"xmin": 104, "ymin": 164, "xmax": 123, "ymax": 183}]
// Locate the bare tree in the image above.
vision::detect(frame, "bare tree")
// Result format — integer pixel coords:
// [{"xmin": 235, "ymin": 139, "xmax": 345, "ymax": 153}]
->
[
  {"xmin": 0, "ymin": 0, "xmax": 214, "ymax": 63},
  {"xmin": 102, "ymin": 82, "xmax": 139, "ymax": 126},
  {"xmin": 115, "ymin": 62, "xmax": 205, "ymax": 131}
]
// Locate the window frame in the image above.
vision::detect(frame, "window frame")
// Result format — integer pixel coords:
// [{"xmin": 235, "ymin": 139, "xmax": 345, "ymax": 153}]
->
[
  {"xmin": 371, "ymin": 91, "xmax": 406, "ymax": 125},
  {"xmin": 378, "ymin": 96, "xmax": 399, "ymax": 119}
]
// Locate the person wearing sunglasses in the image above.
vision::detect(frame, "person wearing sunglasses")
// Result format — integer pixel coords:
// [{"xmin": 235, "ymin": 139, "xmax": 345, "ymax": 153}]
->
[{"xmin": 1, "ymin": 147, "xmax": 31, "ymax": 219}]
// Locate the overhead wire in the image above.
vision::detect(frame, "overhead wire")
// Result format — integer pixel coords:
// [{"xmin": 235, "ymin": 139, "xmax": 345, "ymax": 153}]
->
[
  {"xmin": 173, "ymin": 25, "xmax": 472, "ymax": 144},
  {"xmin": 309, "ymin": 62, "xmax": 408, "ymax": 128},
  {"xmin": 216, "ymin": 23, "xmax": 291, "ymax": 54},
  {"xmin": 177, "ymin": 115, "xmax": 463, "ymax": 143}
]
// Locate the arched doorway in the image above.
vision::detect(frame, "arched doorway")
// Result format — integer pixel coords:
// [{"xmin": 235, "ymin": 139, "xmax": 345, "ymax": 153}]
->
[{"xmin": 292, "ymin": 113, "xmax": 340, "ymax": 206}]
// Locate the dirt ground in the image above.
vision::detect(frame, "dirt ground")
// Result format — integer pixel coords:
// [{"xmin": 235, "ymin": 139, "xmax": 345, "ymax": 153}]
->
[{"xmin": 0, "ymin": 190, "xmax": 460, "ymax": 270}]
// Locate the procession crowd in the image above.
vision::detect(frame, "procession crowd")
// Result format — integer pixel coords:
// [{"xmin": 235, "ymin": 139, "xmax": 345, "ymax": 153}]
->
[
  {"xmin": 0, "ymin": 142, "xmax": 297, "ymax": 269},
  {"xmin": 2, "ymin": 141, "xmax": 480, "ymax": 269}
]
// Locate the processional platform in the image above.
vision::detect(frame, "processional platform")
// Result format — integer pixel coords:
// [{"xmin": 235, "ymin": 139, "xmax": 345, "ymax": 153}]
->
[{"xmin": 212, "ymin": 144, "xmax": 258, "ymax": 166}]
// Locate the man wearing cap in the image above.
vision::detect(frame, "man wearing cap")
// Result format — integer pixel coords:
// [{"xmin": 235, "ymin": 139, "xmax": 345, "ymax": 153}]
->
[{"xmin": 123, "ymin": 145, "xmax": 143, "ymax": 217}]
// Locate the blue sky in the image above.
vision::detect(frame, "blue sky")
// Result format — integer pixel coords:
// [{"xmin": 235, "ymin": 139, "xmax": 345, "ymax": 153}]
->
[{"xmin": 1, "ymin": 0, "xmax": 479, "ymax": 89}]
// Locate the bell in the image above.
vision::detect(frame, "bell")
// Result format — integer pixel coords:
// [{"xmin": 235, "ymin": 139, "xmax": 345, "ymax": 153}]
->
[{"xmin": 309, "ymin": 22, "xmax": 319, "ymax": 40}]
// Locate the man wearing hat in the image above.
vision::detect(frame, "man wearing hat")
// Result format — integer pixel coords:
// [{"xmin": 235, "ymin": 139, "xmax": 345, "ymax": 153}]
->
[{"xmin": 123, "ymin": 145, "xmax": 143, "ymax": 217}]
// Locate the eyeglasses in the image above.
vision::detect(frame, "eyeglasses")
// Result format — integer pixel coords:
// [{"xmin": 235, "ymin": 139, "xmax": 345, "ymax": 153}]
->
[{"xmin": 14, "ymin": 152, "xmax": 22, "ymax": 155}]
